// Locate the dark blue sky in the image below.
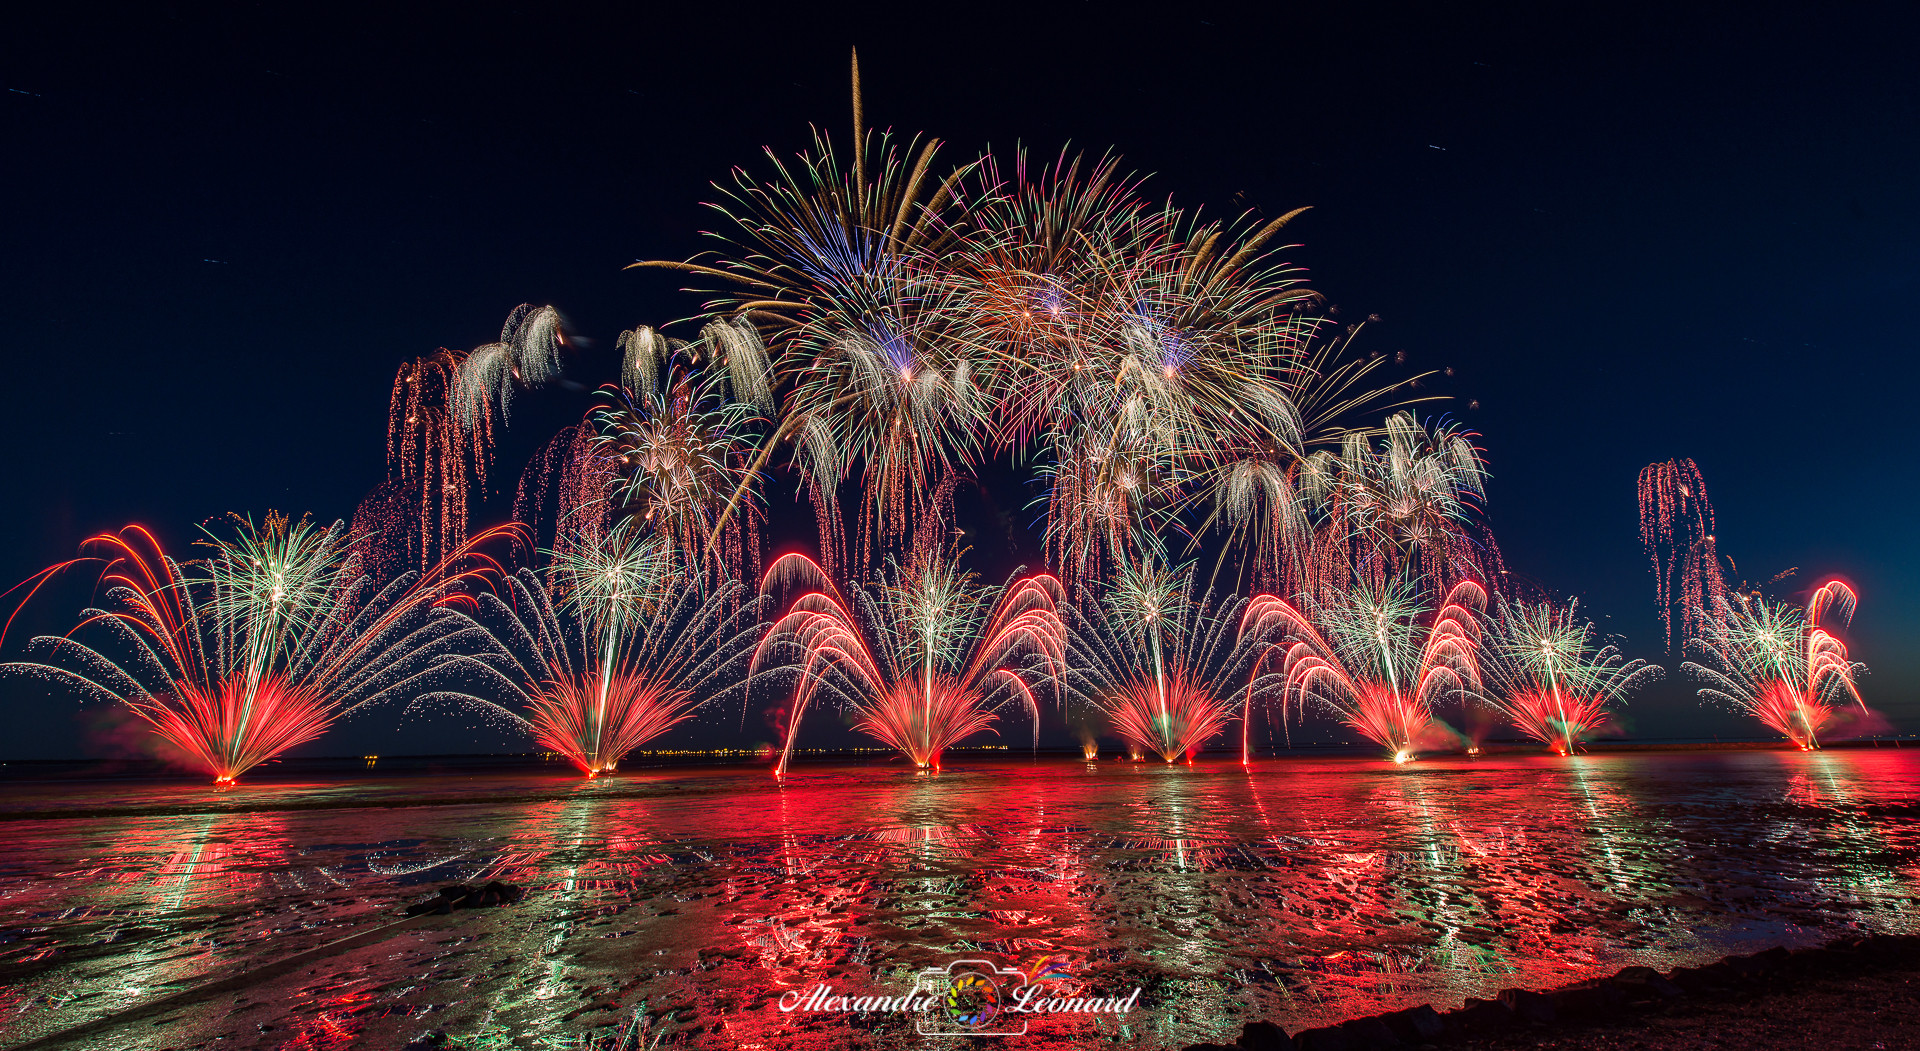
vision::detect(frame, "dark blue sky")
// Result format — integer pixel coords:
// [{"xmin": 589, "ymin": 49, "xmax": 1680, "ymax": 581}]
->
[{"xmin": 3, "ymin": 1, "xmax": 1915, "ymax": 759}]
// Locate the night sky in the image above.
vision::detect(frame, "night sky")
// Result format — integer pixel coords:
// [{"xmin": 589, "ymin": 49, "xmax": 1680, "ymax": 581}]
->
[{"xmin": 3, "ymin": 1, "xmax": 1915, "ymax": 760}]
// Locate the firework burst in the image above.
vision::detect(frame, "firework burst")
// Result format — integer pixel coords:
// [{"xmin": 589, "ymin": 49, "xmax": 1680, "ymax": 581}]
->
[
  {"xmin": 752, "ymin": 549, "xmax": 1066, "ymax": 776},
  {"xmin": 1683, "ymin": 580, "xmax": 1865, "ymax": 750},
  {"xmin": 1483, "ymin": 598, "xmax": 1662, "ymax": 754},
  {"xmin": 2, "ymin": 516, "xmax": 509, "ymax": 783},
  {"xmin": 592, "ymin": 320, "xmax": 767, "ymax": 582},
  {"xmin": 1270, "ymin": 578, "xmax": 1486, "ymax": 761}
]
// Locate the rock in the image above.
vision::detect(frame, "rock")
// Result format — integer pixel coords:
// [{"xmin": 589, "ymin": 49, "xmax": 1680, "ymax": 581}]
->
[
  {"xmin": 1667, "ymin": 962, "xmax": 1733, "ymax": 992},
  {"xmin": 402, "ymin": 1031, "xmax": 447, "ymax": 1051},
  {"xmin": 1498, "ymin": 987, "xmax": 1555, "ymax": 1024},
  {"xmin": 1182, "ymin": 1044, "xmax": 1239, "ymax": 1051},
  {"xmin": 1445, "ymin": 998, "xmax": 1513, "ymax": 1030},
  {"xmin": 1610, "ymin": 973, "xmax": 1684, "ymax": 1000},
  {"xmin": 1292, "ymin": 1026, "xmax": 1351, "ymax": 1051},
  {"xmin": 1750, "ymin": 946, "xmax": 1791, "ymax": 969},
  {"xmin": 1612, "ymin": 965, "xmax": 1661, "ymax": 982},
  {"xmin": 1339, "ymin": 1016, "xmax": 1403, "ymax": 1047},
  {"xmin": 1549, "ymin": 979, "xmax": 1626, "ymax": 1016},
  {"xmin": 1788, "ymin": 946, "xmax": 1842, "ymax": 971},
  {"xmin": 1723, "ymin": 955, "xmax": 1764, "ymax": 978},
  {"xmin": 1238, "ymin": 1020, "xmax": 1293, "ymax": 1050},
  {"xmin": 1382, "ymin": 1004, "xmax": 1444, "ymax": 1042}
]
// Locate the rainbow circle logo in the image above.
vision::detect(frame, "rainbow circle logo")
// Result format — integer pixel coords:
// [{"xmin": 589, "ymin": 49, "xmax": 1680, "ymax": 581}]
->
[{"xmin": 941, "ymin": 969, "xmax": 1002, "ymax": 1029}]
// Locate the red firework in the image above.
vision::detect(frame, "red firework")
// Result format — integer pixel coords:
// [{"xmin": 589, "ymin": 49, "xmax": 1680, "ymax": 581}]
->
[{"xmin": 752, "ymin": 553, "xmax": 1066, "ymax": 776}]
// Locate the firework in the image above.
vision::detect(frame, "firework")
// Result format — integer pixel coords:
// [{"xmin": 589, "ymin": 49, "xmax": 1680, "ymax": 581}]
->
[
  {"xmin": 451, "ymin": 303, "xmax": 566, "ymax": 429},
  {"xmin": 1639, "ymin": 457, "xmax": 1726, "ymax": 650},
  {"xmin": 1063, "ymin": 559, "xmax": 1287, "ymax": 763},
  {"xmin": 1482, "ymin": 597, "xmax": 1662, "ymax": 754},
  {"xmin": 1189, "ymin": 316, "xmax": 1438, "ymax": 594},
  {"xmin": 630, "ymin": 58, "xmax": 986, "ymax": 566},
  {"xmin": 2, "ymin": 517, "xmax": 509, "ymax": 783},
  {"xmin": 415, "ymin": 520, "xmax": 763, "ymax": 775},
  {"xmin": 1294, "ymin": 412, "xmax": 1496, "ymax": 600},
  {"xmin": 752, "ymin": 550, "xmax": 1066, "ymax": 775},
  {"xmin": 591, "ymin": 321, "xmax": 767, "ymax": 583},
  {"xmin": 1683, "ymin": 580, "xmax": 1865, "ymax": 750},
  {"xmin": 355, "ymin": 348, "xmax": 497, "ymax": 583},
  {"xmin": 1271, "ymin": 578, "xmax": 1486, "ymax": 761}
]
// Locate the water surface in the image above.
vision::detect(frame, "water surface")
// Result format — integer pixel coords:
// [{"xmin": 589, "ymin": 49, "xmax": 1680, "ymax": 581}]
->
[{"xmin": 3, "ymin": 749, "xmax": 1918, "ymax": 1049}]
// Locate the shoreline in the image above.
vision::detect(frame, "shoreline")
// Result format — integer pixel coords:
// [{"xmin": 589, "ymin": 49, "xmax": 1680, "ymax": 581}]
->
[{"xmin": 1191, "ymin": 933, "xmax": 1920, "ymax": 1051}]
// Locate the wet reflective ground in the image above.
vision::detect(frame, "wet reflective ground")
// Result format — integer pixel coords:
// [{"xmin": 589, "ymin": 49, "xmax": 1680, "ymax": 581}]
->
[{"xmin": 3, "ymin": 749, "xmax": 1919, "ymax": 1049}]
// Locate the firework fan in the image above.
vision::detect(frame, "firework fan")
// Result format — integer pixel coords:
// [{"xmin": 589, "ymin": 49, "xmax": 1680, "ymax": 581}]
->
[
  {"xmin": 2, "ymin": 516, "xmax": 510, "ymax": 783},
  {"xmin": 1482, "ymin": 597, "xmax": 1662, "ymax": 755},
  {"xmin": 1063, "ymin": 558, "xmax": 1291, "ymax": 763},
  {"xmin": 1683, "ymin": 580, "xmax": 1865, "ymax": 750},
  {"xmin": 752, "ymin": 542, "xmax": 1067, "ymax": 776},
  {"xmin": 414, "ymin": 519, "xmax": 764, "ymax": 775},
  {"xmin": 1270, "ymin": 578, "xmax": 1486, "ymax": 761}
]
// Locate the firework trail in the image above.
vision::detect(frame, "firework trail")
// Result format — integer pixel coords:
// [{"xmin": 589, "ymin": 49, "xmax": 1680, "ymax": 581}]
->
[
  {"xmin": 1482, "ymin": 597, "xmax": 1662, "ymax": 754},
  {"xmin": 1683, "ymin": 580, "xmax": 1865, "ymax": 750},
  {"xmin": 1639, "ymin": 457, "xmax": 1726, "ymax": 650},
  {"xmin": 1063, "ymin": 558, "xmax": 1288, "ymax": 763},
  {"xmin": 1268, "ymin": 578, "xmax": 1486, "ymax": 761},
  {"xmin": 752, "ymin": 542, "xmax": 1066, "ymax": 776},
  {"xmin": 353, "ymin": 348, "xmax": 497, "ymax": 581},
  {"xmin": 2, "ymin": 517, "xmax": 512, "ymax": 783},
  {"xmin": 411, "ymin": 519, "xmax": 764, "ymax": 775}
]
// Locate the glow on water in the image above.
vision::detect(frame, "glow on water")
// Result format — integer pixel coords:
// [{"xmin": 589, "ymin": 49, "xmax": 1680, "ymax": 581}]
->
[{"xmin": 2, "ymin": 750, "xmax": 1919, "ymax": 1049}]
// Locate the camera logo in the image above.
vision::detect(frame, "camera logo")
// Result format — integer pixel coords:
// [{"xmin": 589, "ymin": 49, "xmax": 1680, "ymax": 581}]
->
[{"xmin": 914, "ymin": 959, "xmax": 1028, "ymax": 1036}]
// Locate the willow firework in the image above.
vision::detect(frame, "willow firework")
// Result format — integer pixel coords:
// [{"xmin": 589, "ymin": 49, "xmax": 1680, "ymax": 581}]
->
[
  {"xmin": 2, "ymin": 516, "xmax": 506, "ymax": 783},
  {"xmin": 1683, "ymin": 580, "xmax": 1865, "ymax": 750},
  {"xmin": 1639, "ymin": 457, "xmax": 1726, "ymax": 650}
]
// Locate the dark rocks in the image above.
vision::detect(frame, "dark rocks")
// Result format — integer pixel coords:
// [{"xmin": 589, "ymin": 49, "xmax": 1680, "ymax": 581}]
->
[
  {"xmin": 1497, "ymin": 987, "xmax": 1556, "ymax": 1024},
  {"xmin": 401, "ymin": 1031, "xmax": 447, "ymax": 1051},
  {"xmin": 1228, "ymin": 935, "xmax": 1920, "ymax": 1051},
  {"xmin": 1181, "ymin": 1044, "xmax": 1239, "ymax": 1051},
  {"xmin": 1338, "ymin": 1015, "xmax": 1403, "ymax": 1047},
  {"xmin": 1238, "ymin": 1020, "xmax": 1293, "ymax": 1051},
  {"xmin": 1611, "ymin": 972, "xmax": 1684, "ymax": 1001},
  {"xmin": 1446, "ymin": 997, "xmax": 1514, "ymax": 1029},
  {"xmin": 1382, "ymin": 1004, "xmax": 1444, "ymax": 1043},
  {"xmin": 1548, "ymin": 978, "xmax": 1626, "ymax": 1016},
  {"xmin": 1668, "ymin": 961, "xmax": 1735, "ymax": 992},
  {"xmin": 1292, "ymin": 1025, "xmax": 1351, "ymax": 1051},
  {"xmin": 403, "ymin": 881, "xmax": 526, "ymax": 916}
]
